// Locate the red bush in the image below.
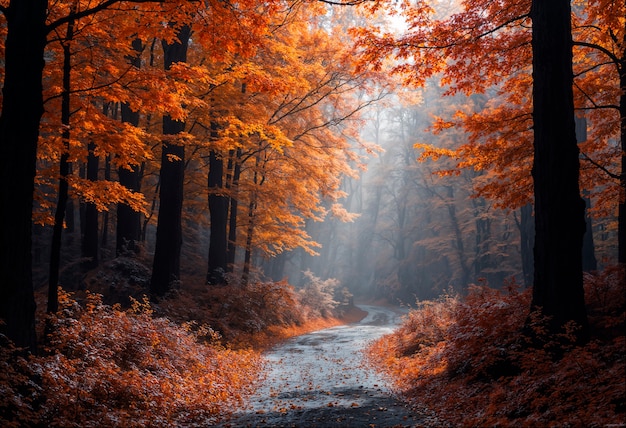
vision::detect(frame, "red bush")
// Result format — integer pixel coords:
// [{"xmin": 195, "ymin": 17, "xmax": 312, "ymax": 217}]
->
[
  {"xmin": 368, "ymin": 270, "xmax": 626, "ymax": 426},
  {"xmin": 25, "ymin": 290, "xmax": 263, "ymax": 427}
]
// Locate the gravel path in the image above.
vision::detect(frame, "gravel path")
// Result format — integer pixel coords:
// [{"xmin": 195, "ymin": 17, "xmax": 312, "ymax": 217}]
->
[{"xmin": 218, "ymin": 305, "xmax": 439, "ymax": 427}]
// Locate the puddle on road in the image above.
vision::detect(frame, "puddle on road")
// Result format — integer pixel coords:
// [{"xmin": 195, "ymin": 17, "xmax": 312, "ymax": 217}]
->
[{"xmin": 217, "ymin": 305, "xmax": 430, "ymax": 427}]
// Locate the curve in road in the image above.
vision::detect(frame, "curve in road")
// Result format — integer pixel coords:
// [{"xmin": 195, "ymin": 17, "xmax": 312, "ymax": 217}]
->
[{"xmin": 218, "ymin": 305, "xmax": 435, "ymax": 427}]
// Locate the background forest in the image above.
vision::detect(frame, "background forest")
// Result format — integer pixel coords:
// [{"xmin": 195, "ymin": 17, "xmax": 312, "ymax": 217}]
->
[{"xmin": 0, "ymin": 0, "xmax": 624, "ymax": 426}]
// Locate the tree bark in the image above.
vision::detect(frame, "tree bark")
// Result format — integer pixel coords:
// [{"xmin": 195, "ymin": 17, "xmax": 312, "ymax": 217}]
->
[
  {"xmin": 226, "ymin": 149, "xmax": 242, "ymax": 272},
  {"xmin": 207, "ymin": 149, "xmax": 229, "ymax": 285},
  {"xmin": 518, "ymin": 204, "xmax": 535, "ymax": 288},
  {"xmin": 618, "ymin": 53, "xmax": 626, "ymax": 265},
  {"xmin": 81, "ymin": 141, "xmax": 99, "ymax": 270},
  {"xmin": 0, "ymin": 1, "xmax": 47, "ymax": 350},
  {"xmin": 150, "ymin": 24, "xmax": 190, "ymax": 298},
  {"xmin": 117, "ymin": 39, "xmax": 143, "ymax": 256},
  {"xmin": 529, "ymin": 0, "xmax": 588, "ymax": 336},
  {"xmin": 48, "ymin": 12, "xmax": 74, "ymax": 316}
]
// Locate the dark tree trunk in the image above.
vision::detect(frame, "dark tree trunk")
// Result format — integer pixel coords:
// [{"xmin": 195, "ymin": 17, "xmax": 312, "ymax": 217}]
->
[
  {"xmin": 117, "ymin": 39, "xmax": 143, "ymax": 256},
  {"xmin": 0, "ymin": 1, "xmax": 48, "ymax": 350},
  {"xmin": 207, "ymin": 149, "xmax": 229, "ymax": 285},
  {"xmin": 445, "ymin": 186, "xmax": 471, "ymax": 294},
  {"xmin": 582, "ymin": 195, "xmax": 597, "ymax": 272},
  {"xmin": 242, "ymin": 197, "xmax": 256, "ymax": 285},
  {"xmin": 65, "ymin": 164, "xmax": 75, "ymax": 234},
  {"xmin": 226, "ymin": 149, "xmax": 242, "ymax": 272},
  {"xmin": 81, "ymin": 142, "xmax": 100, "ymax": 271},
  {"xmin": 574, "ymin": 116, "xmax": 597, "ymax": 272},
  {"xmin": 101, "ymin": 154, "xmax": 111, "ymax": 246},
  {"xmin": 529, "ymin": 0, "xmax": 588, "ymax": 336},
  {"xmin": 242, "ymin": 151, "xmax": 262, "ymax": 285},
  {"xmin": 518, "ymin": 204, "xmax": 535, "ymax": 288},
  {"xmin": 48, "ymin": 13, "xmax": 75, "ymax": 316},
  {"xmin": 618, "ymin": 55, "xmax": 626, "ymax": 265},
  {"xmin": 150, "ymin": 25, "xmax": 190, "ymax": 298}
]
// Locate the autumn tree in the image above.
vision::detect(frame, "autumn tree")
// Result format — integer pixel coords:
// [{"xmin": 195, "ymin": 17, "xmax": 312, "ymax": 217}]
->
[
  {"xmin": 0, "ymin": 0, "xmax": 187, "ymax": 350},
  {"xmin": 530, "ymin": 0, "xmax": 587, "ymax": 335},
  {"xmin": 0, "ymin": 1, "xmax": 49, "ymax": 350},
  {"xmin": 353, "ymin": 0, "xmax": 623, "ymax": 331},
  {"xmin": 150, "ymin": 23, "xmax": 191, "ymax": 298},
  {"xmin": 117, "ymin": 38, "xmax": 145, "ymax": 256}
]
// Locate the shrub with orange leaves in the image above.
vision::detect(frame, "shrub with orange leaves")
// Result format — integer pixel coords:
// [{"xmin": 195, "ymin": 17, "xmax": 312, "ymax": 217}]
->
[
  {"xmin": 31, "ymin": 290, "xmax": 263, "ymax": 427},
  {"xmin": 369, "ymin": 270, "xmax": 626, "ymax": 426},
  {"xmin": 0, "ymin": 334, "xmax": 41, "ymax": 427}
]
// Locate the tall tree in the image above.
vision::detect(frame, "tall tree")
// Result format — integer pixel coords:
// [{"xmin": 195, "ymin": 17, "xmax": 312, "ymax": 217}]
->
[
  {"xmin": 117, "ymin": 38, "xmax": 144, "ymax": 256},
  {"xmin": 529, "ymin": 0, "xmax": 588, "ymax": 335},
  {"xmin": 0, "ymin": 1, "xmax": 48, "ymax": 350},
  {"xmin": 150, "ymin": 23, "xmax": 191, "ymax": 298},
  {"xmin": 47, "ymin": 10, "xmax": 76, "ymax": 317}
]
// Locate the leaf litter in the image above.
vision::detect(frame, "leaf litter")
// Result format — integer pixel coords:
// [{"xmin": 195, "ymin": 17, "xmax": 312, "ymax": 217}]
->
[{"xmin": 217, "ymin": 305, "xmax": 445, "ymax": 427}]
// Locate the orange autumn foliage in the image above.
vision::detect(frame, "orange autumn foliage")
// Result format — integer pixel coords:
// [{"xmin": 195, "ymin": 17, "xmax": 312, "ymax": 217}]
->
[
  {"xmin": 368, "ymin": 268, "xmax": 626, "ymax": 426},
  {"xmin": 0, "ymin": 290, "xmax": 264, "ymax": 427},
  {"xmin": 353, "ymin": 0, "xmax": 623, "ymax": 217}
]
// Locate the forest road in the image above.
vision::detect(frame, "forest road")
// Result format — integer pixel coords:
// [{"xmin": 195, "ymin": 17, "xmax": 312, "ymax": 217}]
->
[{"xmin": 217, "ymin": 305, "xmax": 437, "ymax": 428}]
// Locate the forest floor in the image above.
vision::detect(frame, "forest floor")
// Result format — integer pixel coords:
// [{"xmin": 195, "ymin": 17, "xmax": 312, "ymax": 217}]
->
[{"xmin": 217, "ymin": 305, "xmax": 444, "ymax": 428}]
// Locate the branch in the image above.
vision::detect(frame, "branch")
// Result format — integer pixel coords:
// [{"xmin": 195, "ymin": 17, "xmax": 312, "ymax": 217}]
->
[
  {"xmin": 573, "ymin": 81, "xmax": 620, "ymax": 111},
  {"xmin": 580, "ymin": 151, "xmax": 621, "ymax": 181},
  {"xmin": 573, "ymin": 40, "xmax": 620, "ymax": 66},
  {"xmin": 47, "ymin": 0, "xmax": 165, "ymax": 33}
]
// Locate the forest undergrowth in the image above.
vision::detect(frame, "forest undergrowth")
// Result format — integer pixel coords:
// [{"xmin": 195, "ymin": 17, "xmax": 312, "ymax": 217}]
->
[
  {"xmin": 1, "ymin": 262, "xmax": 357, "ymax": 427},
  {"xmin": 368, "ymin": 266, "xmax": 626, "ymax": 427}
]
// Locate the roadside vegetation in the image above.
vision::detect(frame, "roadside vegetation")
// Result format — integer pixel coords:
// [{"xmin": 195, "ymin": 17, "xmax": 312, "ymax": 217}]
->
[
  {"xmin": 0, "ymin": 266, "xmax": 356, "ymax": 427},
  {"xmin": 368, "ymin": 266, "xmax": 626, "ymax": 426}
]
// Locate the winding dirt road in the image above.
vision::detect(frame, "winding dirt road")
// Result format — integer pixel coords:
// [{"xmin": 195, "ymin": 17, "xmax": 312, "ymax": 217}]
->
[{"xmin": 219, "ymin": 305, "xmax": 436, "ymax": 427}]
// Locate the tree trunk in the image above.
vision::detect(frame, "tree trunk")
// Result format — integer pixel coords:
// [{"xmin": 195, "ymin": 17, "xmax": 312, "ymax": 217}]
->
[
  {"xmin": 226, "ymin": 149, "xmax": 242, "ymax": 272},
  {"xmin": 150, "ymin": 24, "xmax": 190, "ymax": 298},
  {"xmin": 81, "ymin": 141, "xmax": 100, "ymax": 271},
  {"xmin": 207, "ymin": 149, "xmax": 229, "ymax": 285},
  {"xmin": 117, "ymin": 39, "xmax": 143, "ymax": 256},
  {"xmin": 618, "ymin": 56, "xmax": 626, "ymax": 265},
  {"xmin": 101, "ymin": 154, "xmax": 111, "ymax": 247},
  {"xmin": 582, "ymin": 195, "xmax": 597, "ymax": 272},
  {"xmin": 48, "ymin": 13, "xmax": 75, "ymax": 316},
  {"xmin": 529, "ymin": 0, "xmax": 588, "ymax": 336},
  {"xmin": 0, "ymin": 1, "xmax": 47, "ymax": 351},
  {"xmin": 518, "ymin": 204, "xmax": 535, "ymax": 288}
]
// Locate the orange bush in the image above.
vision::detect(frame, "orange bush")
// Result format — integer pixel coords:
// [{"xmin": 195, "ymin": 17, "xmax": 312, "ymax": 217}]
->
[
  {"xmin": 368, "ymin": 271, "xmax": 626, "ymax": 426},
  {"xmin": 32, "ymin": 290, "xmax": 263, "ymax": 427}
]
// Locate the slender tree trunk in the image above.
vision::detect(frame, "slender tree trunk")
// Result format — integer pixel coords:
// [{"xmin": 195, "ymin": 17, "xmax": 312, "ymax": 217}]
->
[
  {"xmin": 207, "ymin": 148, "xmax": 229, "ymax": 285},
  {"xmin": 65, "ymin": 164, "xmax": 75, "ymax": 234},
  {"xmin": 242, "ymin": 152, "xmax": 262, "ymax": 285},
  {"xmin": 618, "ymin": 56, "xmax": 626, "ymax": 264},
  {"xmin": 0, "ymin": 1, "xmax": 47, "ymax": 350},
  {"xmin": 47, "ymin": 14, "xmax": 75, "ymax": 316},
  {"xmin": 242, "ymin": 197, "xmax": 256, "ymax": 285},
  {"xmin": 574, "ymin": 116, "xmax": 597, "ymax": 271},
  {"xmin": 517, "ymin": 203, "xmax": 535, "ymax": 288},
  {"xmin": 226, "ymin": 149, "xmax": 242, "ymax": 272},
  {"xmin": 117, "ymin": 39, "xmax": 144, "ymax": 256},
  {"xmin": 81, "ymin": 141, "xmax": 100, "ymax": 271},
  {"xmin": 150, "ymin": 24, "xmax": 190, "ymax": 298},
  {"xmin": 529, "ymin": 0, "xmax": 588, "ymax": 337},
  {"xmin": 101, "ymin": 154, "xmax": 111, "ymax": 247},
  {"xmin": 445, "ymin": 186, "xmax": 471, "ymax": 294},
  {"xmin": 582, "ymin": 195, "xmax": 597, "ymax": 272}
]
